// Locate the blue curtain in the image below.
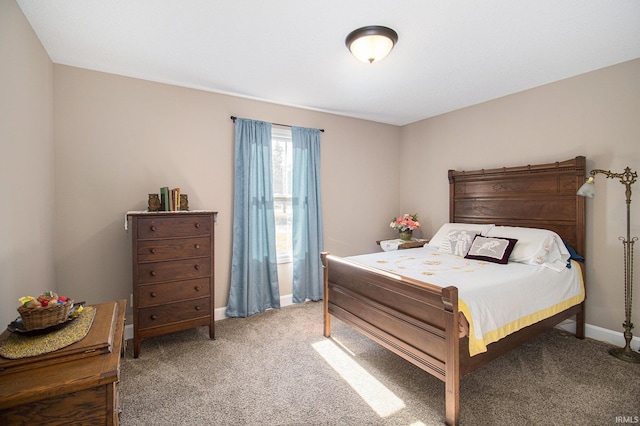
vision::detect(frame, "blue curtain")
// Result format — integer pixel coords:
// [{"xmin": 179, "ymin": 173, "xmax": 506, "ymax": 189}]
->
[
  {"xmin": 226, "ymin": 118, "xmax": 281, "ymax": 317},
  {"xmin": 291, "ymin": 126, "xmax": 324, "ymax": 303}
]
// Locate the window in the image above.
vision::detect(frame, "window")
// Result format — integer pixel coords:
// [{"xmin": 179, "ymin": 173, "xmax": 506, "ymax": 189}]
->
[{"xmin": 272, "ymin": 127, "xmax": 292, "ymax": 263}]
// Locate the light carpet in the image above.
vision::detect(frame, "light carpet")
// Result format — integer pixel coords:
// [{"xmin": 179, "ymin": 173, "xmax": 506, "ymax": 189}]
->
[{"xmin": 119, "ymin": 302, "xmax": 640, "ymax": 425}]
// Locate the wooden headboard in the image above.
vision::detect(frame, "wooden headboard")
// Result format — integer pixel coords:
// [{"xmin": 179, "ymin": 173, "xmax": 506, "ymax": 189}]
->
[{"xmin": 448, "ymin": 156, "xmax": 586, "ymax": 258}]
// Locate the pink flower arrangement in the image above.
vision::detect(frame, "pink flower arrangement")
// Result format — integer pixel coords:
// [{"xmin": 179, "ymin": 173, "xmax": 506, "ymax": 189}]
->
[{"xmin": 390, "ymin": 213, "xmax": 420, "ymax": 231}]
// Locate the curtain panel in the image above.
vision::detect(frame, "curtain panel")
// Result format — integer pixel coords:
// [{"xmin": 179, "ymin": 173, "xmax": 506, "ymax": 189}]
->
[
  {"xmin": 291, "ymin": 127, "xmax": 324, "ymax": 302},
  {"xmin": 226, "ymin": 118, "xmax": 281, "ymax": 317}
]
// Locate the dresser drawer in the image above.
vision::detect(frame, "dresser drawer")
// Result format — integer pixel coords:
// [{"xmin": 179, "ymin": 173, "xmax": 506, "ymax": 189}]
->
[
  {"xmin": 137, "ymin": 237, "xmax": 211, "ymax": 262},
  {"xmin": 137, "ymin": 278, "xmax": 210, "ymax": 308},
  {"xmin": 137, "ymin": 258, "xmax": 211, "ymax": 284},
  {"xmin": 137, "ymin": 297, "xmax": 211, "ymax": 329},
  {"xmin": 137, "ymin": 215, "xmax": 211, "ymax": 239}
]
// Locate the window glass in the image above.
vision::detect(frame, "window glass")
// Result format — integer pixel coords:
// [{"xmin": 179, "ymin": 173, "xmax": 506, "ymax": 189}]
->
[{"xmin": 272, "ymin": 127, "xmax": 292, "ymax": 263}]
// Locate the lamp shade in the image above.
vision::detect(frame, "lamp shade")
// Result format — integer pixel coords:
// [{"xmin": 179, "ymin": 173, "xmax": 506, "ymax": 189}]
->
[
  {"xmin": 577, "ymin": 176, "xmax": 595, "ymax": 198},
  {"xmin": 346, "ymin": 26, "xmax": 398, "ymax": 63}
]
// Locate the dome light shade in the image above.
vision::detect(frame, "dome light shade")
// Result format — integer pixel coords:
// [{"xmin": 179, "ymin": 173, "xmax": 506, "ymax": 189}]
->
[
  {"xmin": 346, "ymin": 26, "xmax": 398, "ymax": 64},
  {"xmin": 577, "ymin": 176, "xmax": 595, "ymax": 198}
]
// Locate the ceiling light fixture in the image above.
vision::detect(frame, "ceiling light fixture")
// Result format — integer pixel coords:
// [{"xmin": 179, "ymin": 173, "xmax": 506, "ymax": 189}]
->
[{"xmin": 345, "ymin": 25, "xmax": 398, "ymax": 64}]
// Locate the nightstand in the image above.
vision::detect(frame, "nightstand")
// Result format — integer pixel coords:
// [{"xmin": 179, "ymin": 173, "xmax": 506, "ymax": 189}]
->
[{"xmin": 377, "ymin": 239, "xmax": 429, "ymax": 251}]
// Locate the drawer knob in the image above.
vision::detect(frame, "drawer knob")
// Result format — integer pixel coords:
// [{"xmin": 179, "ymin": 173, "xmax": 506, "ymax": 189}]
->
[
  {"xmin": 194, "ymin": 286, "xmax": 201, "ymax": 291},
  {"xmin": 195, "ymin": 223, "xmax": 201, "ymax": 228},
  {"xmin": 150, "ymin": 271, "xmax": 157, "ymax": 276},
  {"xmin": 195, "ymin": 244, "xmax": 200, "ymax": 249},
  {"xmin": 150, "ymin": 248, "xmax": 156, "ymax": 254},
  {"xmin": 150, "ymin": 226, "xmax": 157, "ymax": 232},
  {"xmin": 151, "ymin": 315, "xmax": 157, "ymax": 320},
  {"xmin": 150, "ymin": 292, "xmax": 157, "ymax": 297},
  {"xmin": 194, "ymin": 264, "xmax": 200, "ymax": 270},
  {"xmin": 195, "ymin": 306, "xmax": 201, "ymax": 311}
]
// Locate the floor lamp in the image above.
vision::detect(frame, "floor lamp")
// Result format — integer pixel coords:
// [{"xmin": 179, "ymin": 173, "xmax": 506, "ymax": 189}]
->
[{"xmin": 578, "ymin": 166, "xmax": 639, "ymax": 363}]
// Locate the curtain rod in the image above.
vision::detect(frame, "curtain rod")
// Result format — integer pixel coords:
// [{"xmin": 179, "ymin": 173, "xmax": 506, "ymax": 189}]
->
[{"xmin": 230, "ymin": 116, "xmax": 324, "ymax": 133}]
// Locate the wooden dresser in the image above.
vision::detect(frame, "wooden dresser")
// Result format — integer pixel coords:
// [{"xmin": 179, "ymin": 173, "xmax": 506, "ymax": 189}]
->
[
  {"xmin": 128, "ymin": 211, "xmax": 216, "ymax": 358},
  {"xmin": 0, "ymin": 300, "xmax": 126, "ymax": 426}
]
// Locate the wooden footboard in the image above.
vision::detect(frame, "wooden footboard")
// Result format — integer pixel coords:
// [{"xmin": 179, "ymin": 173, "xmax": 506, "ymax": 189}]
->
[
  {"xmin": 321, "ymin": 252, "xmax": 585, "ymax": 426},
  {"xmin": 321, "ymin": 252, "xmax": 461, "ymax": 426}
]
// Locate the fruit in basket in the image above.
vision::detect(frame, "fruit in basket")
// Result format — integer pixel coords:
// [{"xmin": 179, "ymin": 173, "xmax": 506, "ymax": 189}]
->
[
  {"xmin": 26, "ymin": 299, "xmax": 42, "ymax": 308},
  {"xmin": 16, "ymin": 292, "xmax": 74, "ymax": 331},
  {"xmin": 18, "ymin": 297, "xmax": 42, "ymax": 309},
  {"xmin": 37, "ymin": 291, "xmax": 58, "ymax": 306},
  {"xmin": 19, "ymin": 292, "xmax": 69, "ymax": 309},
  {"xmin": 19, "ymin": 296, "xmax": 36, "ymax": 307}
]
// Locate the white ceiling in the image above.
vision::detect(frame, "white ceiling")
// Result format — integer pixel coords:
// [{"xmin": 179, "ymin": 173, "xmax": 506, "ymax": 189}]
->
[{"xmin": 16, "ymin": 0, "xmax": 640, "ymax": 126}]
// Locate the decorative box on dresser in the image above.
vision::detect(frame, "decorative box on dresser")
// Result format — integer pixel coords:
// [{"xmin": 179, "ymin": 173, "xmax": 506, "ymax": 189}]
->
[{"xmin": 128, "ymin": 211, "xmax": 217, "ymax": 358}]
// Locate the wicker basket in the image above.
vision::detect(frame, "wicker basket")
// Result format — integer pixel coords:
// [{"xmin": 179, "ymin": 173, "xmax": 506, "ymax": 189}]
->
[{"xmin": 17, "ymin": 299, "xmax": 74, "ymax": 331}]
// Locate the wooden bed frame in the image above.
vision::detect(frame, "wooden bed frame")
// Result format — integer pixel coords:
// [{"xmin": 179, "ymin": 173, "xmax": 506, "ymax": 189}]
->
[{"xmin": 321, "ymin": 156, "xmax": 587, "ymax": 426}]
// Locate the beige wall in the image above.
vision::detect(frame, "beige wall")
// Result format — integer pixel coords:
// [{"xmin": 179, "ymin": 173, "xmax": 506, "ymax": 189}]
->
[
  {"xmin": 52, "ymin": 65, "xmax": 401, "ymax": 319},
  {"xmin": 400, "ymin": 58, "xmax": 640, "ymax": 333},
  {"xmin": 0, "ymin": 0, "xmax": 55, "ymax": 322}
]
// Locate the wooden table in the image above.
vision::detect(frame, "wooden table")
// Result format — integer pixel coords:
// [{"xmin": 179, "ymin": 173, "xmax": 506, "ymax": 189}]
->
[{"xmin": 0, "ymin": 300, "xmax": 126, "ymax": 425}]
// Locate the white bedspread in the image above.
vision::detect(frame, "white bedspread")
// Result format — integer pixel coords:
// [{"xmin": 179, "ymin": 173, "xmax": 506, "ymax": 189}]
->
[{"xmin": 346, "ymin": 246, "xmax": 585, "ymax": 356}]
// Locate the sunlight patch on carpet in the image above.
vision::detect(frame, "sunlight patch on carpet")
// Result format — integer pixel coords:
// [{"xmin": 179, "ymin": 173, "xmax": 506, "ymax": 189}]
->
[{"xmin": 312, "ymin": 339, "xmax": 405, "ymax": 417}]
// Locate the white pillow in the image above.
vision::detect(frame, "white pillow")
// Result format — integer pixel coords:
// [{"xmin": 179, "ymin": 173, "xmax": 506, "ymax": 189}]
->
[
  {"xmin": 428, "ymin": 223, "xmax": 494, "ymax": 249},
  {"xmin": 485, "ymin": 226, "xmax": 570, "ymax": 271},
  {"xmin": 438, "ymin": 230, "xmax": 479, "ymax": 256}
]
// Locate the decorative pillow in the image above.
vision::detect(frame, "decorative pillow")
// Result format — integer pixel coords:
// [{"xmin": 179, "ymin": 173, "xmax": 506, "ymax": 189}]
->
[
  {"xmin": 563, "ymin": 241, "xmax": 584, "ymax": 262},
  {"xmin": 464, "ymin": 235, "xmax": 518, "ymax": 264},
  {"xmin": 428, "ymin": 223, "xmax": 494, "ymax": 249},
  {"xmin": 563, "ymin": 241, "xmax": 585, "ymax": 269},
  {"xmin": 485, "ymin": 226, "xmax": 570, "ymax": 271},
  {"xmin": 438, "ymin": 230, "xmax": 479, "ymax": 256}
]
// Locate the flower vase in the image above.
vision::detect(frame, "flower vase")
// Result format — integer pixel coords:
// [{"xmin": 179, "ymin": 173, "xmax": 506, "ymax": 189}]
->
[{"xmin": 399, "ymin": 230, "xmax": 413, "ymax": 241}]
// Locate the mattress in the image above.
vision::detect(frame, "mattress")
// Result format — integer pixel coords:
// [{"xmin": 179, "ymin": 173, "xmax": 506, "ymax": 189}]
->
[{"xmin": 347, "ymin": 246, "xmax": 585, "ymax": 356}]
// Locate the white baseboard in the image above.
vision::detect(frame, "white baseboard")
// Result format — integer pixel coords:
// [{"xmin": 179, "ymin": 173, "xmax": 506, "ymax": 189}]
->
[
  {"xmin": 124, "ymin": 294, "xmax": 296, "ymax": 341},
  {"xmin": 212, "ymin": 294, "xmax": 295, "ymax": 321},
  {"xmin": 557, "ymin": 319, "xmax": 640, "ymax": 351},
  {"xmin": 125, "ymin": 323, "xmax": 133, "ymax": 341},
  {"xmin": 125, "ymin": 296, "xmax": 640, "ymax": 354}
]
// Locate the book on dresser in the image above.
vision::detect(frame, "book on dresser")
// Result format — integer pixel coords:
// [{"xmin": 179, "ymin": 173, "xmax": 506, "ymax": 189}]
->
[
  {"xmin": 127, "ymin": 210, "xmax": 217, "ymax": 358},
  {"xmin": 160, "ymin": 187, "xmax": 169, "ymax": 211}
]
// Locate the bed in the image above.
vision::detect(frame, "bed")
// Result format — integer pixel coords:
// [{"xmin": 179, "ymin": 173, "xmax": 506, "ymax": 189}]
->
[{"xmin": 321, "ymin": 156, "xmax": 587, "ymax": 426}]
